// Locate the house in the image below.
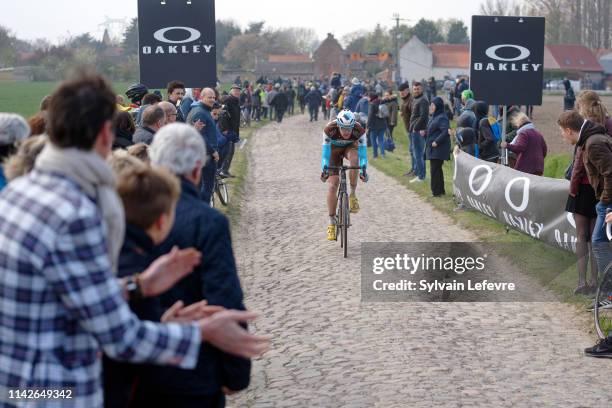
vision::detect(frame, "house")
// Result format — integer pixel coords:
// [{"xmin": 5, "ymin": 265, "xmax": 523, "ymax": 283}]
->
[
  {"xmin": 313, "ymin": 33, "xmax": 347, "ymax": 78},
  {"xmin": 543, "ymin": 44, "xmax": 605, "ymax": 89},
  {"xmin": 399, "ymin": 36, "xmax": 469, "ymax": 84},
  {"xmin": 595, "ymin": 49, "xmax": 612, "ymax": 90},
  {"xmin": 254, "ymin": 53, "xmax": 314, "ymax": 78}
]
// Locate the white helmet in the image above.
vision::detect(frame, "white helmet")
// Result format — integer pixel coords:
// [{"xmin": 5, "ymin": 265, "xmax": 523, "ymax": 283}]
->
[{"xmin": 336, "ymin": 110, "xmax": 356, "ymax": 129}]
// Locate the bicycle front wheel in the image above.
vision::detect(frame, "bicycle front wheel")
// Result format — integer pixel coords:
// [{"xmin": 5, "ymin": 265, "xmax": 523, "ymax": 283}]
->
[
  {"xmin": 342, "ymin": 193, "xmax": 349, "ymax": 258},
  {"xmin": 595, "ymin": 263, "xmax": 612, "ymax": 339},
  {"xmin": 217, "ymin": 181, "xmax": 229, "ymax": 206}
]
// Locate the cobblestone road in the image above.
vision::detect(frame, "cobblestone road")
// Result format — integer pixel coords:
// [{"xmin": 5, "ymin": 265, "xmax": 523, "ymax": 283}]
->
[{"xmin": 230, "ymin": 114, "xmax": 611, "ymax": 407}]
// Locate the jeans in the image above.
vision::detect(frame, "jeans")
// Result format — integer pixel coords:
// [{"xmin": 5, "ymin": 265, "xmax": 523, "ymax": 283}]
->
[
  {"xmin": 592, "ymin": 202, "xmax": 612, "ymax": 275},
  {"xmin": 276, "ymin": 108, "xmax": 285, "ymax": 123},
  {"xmin": 407, "ymin": 130, "xmax": 416, "ymax": 172},
  {"xmin": 200, "ymin": 156, "xmax": 217, "ymax": 205},
  {"xmin": 410, "ymin": 132, "xmax": 426, "ymax": 179},
  {"xmin": 371, "ymin": 128, "xmax": 386, "ymax": 158},
  {"xmin": 308, "ymin": 105, "xmax": 319, "ymax": 121}
]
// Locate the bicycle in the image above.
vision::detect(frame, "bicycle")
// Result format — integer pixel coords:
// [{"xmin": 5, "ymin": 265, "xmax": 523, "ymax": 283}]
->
[
  {"xmin": 592, "ymin": 216, "xmax": 612, "ymax": 339},
  {"xmin": 239, "ymin": 107, "xmax": 251, "ymax": 128},
  {"xmin": 210, "ymin": 171, "xmax": 230, "ymax": 208},
  {"xmin": 325, "ymin": 165, "xmax": 364, "ymax": 259}
]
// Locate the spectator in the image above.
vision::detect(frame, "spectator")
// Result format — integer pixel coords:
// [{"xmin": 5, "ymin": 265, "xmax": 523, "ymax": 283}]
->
[
  {"xmin": 159, "ymin": 101, "xmax": 179, "ymax": 125},
  {"xmin": 133, "ymin": 105, "xmax": 166, "ymax": 145},
  {"xmin": 454, "ymin": 77, "xmax": 468, "ymax": 116},
  {"xmin": 297, "ymin": 82, "xmax": 307, "ymax": 114},
  {"xmin": 212, "ymin": 101, "xmax": 231, "ymax": 169},
  {"xmin": 128, "ymin": 143, "xmax": 150, "ymax": 163},
  {"xmin": 305, "ymin": 86, "xmax": 323, "ymax": 122},
  {"xmin": 270, "ymin": 84, "xmax": 289, "ymax": 123},
  {"xmin": 136, "ymin": 92, "xmax": 164, "ymax": 126},
  {"xmin": 187, "ymin": 87, "xmax": 219, "ymax": 203},
  {"xmin": 556, "ymin": 110, "xmax": 612, "ymax": 358},
  {"xmin": 409, "ymin": 82, "xmax": 429, "ymax": 182},
  {"xmin": 113, "ymin": 111, "xmax": 136, "ymax": 150},
  {"xmin": 424, "ymin": 97, "xmax": 451, "ymax": 197},
  {"xmin": 455, "ymin": 99, "xmax": 478, "ymax": 157},
  {"xmin": 474, "ymin": 101, "xmax": 500, "ymax": 163},
  {"xmin": 28, "ymin": 112, "xmax": 47, "ymax": 136},
  {"xmin": 563, "ymin": 79, "xmax": 576, "ymax": 111},
  {"xmin": 367, "ymin": 92, "xmax": 388, "ymax": 159},
  {"xmin": 145, "ymin": 123, "xmax": 252, "ymax": 407},
  {"xmin": 180, "ymin": 88, "xmax": 200, "ymax": 120},
  {"xmin": 0, "ymin": 113, "xmax": 30, "ymax": 190},
  {"xmin": 426, "ymin": 77, "xmax": 437, "ymax": 101},
  {"xmin": 500, "ymin": 112, "xmax": 547, "ymax": 176},
  {"xmin": 4, "ymin": 134, "xmax": 46, "ymax": 181},
  {"xmin": 252, "ymin": 84, "xmax": 263, "ymax": 122},
  {"xmin": 0, "ymin": 72, "xmax": 267, "ymax": 407},
  {"xmin": 577, "ymin": 90, "xmax": 612, "ymax": 135},
  {"xmin": 398, "ymin": 83, "xmax": 414, "ymax": 176},
  {"xmin": 383, "ymin": 90, "xmax": 399, "ymax": 139},
  {"xmin": 286, "ymin": 85, "xmax": 296, "ymax": 116},
  {"xmin": 167, "ymin": 80, "xmax": 186, "ymax": 122},
  {"xmin": 220, "ymin": 86, "xmax": 241, "ymax": 178},
  {"xmin": 240, "ymin": 85, "xmax": 252, "ymax": 123},
  {"xmin": 267, "ymin": 84, "xmax": 279, "ymax": 121}
]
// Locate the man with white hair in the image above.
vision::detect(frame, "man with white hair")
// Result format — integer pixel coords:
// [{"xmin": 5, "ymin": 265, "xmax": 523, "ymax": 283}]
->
[
  {"xmin": 0, "ymin": 113, "xmax": 30, "ymax": 190},
  {"xmin": 145, "ymin": 123, "xmax": 253, "ymax": 406}
]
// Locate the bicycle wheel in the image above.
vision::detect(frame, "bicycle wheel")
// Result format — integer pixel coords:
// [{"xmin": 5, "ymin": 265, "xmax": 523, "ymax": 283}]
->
[
  {"xmin": 594, "ymin": 262, "xmax": 612, "ymax": 339},
  {"xmin": 216, "ymin": 180, "xmax": 229, "ymax": 206},
  {"xmin": 341, "ymin": 192, "xmax": 349, "ymax": 258},
  {"xmin": 337, "ymin": 194, "xmax": 344, "ymax": 248}
]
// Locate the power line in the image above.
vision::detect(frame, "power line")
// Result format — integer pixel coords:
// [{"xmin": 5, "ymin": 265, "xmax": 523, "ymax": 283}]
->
[{"xmin": 392, "ymin": 13, "xmax": 410, "ymax": 84}]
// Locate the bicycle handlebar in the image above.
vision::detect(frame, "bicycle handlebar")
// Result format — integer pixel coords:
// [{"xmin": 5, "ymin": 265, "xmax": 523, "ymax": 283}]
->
[{"xmin": 324, "ymin": 165, "xmax": 364, "ymax": 171}]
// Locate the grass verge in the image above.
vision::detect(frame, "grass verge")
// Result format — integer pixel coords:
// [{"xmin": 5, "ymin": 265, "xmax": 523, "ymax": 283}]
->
[{"xmin": 370, "ymin": 120, "xmax": 592, "ymax": 310}]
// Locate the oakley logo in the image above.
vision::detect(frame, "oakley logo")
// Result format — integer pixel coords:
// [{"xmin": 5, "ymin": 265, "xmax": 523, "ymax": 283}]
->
[
  {"xmin": 485, "ymin": 44, "xmax": 530, "ymax": 61},
  {"xmin": 153, "ymin": 26, "xmax": 201, "ymax": 44}
]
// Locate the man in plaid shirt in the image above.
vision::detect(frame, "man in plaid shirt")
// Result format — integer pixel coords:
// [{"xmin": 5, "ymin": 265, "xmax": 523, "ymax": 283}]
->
[{"xmin": 0, "ymin": 73, "xmax": 268, "ymax": 408}]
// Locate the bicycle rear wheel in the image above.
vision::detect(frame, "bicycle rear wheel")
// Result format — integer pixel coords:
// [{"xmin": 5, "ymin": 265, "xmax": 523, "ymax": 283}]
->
[
  {"xmin": 216, "ymin": 180, "xmax": 229, "ymax": 206},
  {"xmin": 594, "ymin": 263, "xmax": 612, "ymax": 339},
  {"xmin": 342, "ymin": 192, "xmax": 349, "ymax": 258}
]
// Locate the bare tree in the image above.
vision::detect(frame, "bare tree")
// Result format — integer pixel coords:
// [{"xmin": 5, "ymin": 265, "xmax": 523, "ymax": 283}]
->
[{"xmin": 479, "ymin": 0, "xmax": 524, "ymax": 15}]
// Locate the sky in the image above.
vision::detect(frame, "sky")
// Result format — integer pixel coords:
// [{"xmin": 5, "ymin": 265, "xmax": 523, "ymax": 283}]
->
[{"xmin": 1, "ymin": 0, "xmax": 484, "ymax": 45}]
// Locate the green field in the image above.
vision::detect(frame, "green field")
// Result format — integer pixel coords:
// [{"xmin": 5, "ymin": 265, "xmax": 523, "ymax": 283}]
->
[{"xmin": 0, "ymin": 81, "xmax": 134, "ymax": 118}]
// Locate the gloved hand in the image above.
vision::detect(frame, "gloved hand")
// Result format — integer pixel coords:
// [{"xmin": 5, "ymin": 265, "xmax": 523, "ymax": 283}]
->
[
  {"xmin": 320, "ymin": 171, "xmax": 329, "ymax": 183},
  {"xmin": 360, "ymin": 172, "xmax": 368, "ymax": 183}
]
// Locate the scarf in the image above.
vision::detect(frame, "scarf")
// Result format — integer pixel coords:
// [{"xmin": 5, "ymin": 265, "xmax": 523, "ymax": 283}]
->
[{"xmin": 35, "ymin": 144, "xmax": 125, "ymax": 274}]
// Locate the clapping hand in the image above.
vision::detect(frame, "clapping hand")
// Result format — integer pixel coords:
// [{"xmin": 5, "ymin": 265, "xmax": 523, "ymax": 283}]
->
[
  {"xmin": 139, "ymin": 247, "xmax": 201, "ymax": 298},
  {"xmin": 161, "ymin": 300, "xmax": 225, "ymax": 323}
]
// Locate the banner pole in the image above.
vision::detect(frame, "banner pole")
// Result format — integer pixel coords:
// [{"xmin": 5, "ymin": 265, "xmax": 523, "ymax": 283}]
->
[{"xmin": 501, "ymin": 105, "xmax": 508, "ymax": 166}]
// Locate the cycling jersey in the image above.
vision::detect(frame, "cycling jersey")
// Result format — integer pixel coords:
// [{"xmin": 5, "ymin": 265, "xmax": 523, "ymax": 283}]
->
[{"xmin": 321, "ymin": 121, "xmax": 368, "ymax": 175}]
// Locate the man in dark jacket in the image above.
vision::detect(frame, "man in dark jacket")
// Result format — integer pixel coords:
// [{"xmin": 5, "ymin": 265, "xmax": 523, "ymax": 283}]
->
[
  {"xmin": 133, "ymin": 105, "xmax": 165, "ymax": 145},
  {"xmin": 220, "ymin": 86, "xmax": 241, "ymax": 178},
  {"xmin": 474, "ymin": 101, "xmax": 500, "ymax": 162},
  {"xmin": 167, "ymin": 80, "xmax": 186, "ymax": 123},
  {"xmin": 139, "ymin": 125, "xmax": 252, "ymax": 407},
  {"xmin": 186, "ymin": 88, "xmax": 219, "ymax": 204},
  {"xmin": 286, "ymin": 86, "xmax": 296, "ymax": 115},
  {"xmin": 270, "ymin": 85, "xmax": 289, "ymax": 123},
  {"xmin": 305, "ymin": 86, "xmax": 322, "ymax": 122},
  {"xmin": 557, "ymin": 111, "xmax": 612, "ymax": 358},
  {"xmin": 563, "ymin": 79, "xmax": 575, "ymax": 111},
  {"xmin": 424, "ymin": 97, "xmax": 451, "ymax": 197},
  {"xmin": 367, "ymin": 92, "xmax": 388, "ymax": 158},
  {"xmin": 409, "ymin": 82, "xmax": 429, "ymax": 182}
]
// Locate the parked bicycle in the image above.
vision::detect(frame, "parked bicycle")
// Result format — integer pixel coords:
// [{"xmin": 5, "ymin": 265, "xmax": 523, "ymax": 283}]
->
[
  {"xmin": 325, "ymin": 165, "xmax": 365, "ymax": 258},
  {"xmin": 592, "ymin": 215, "xmax": 612, "ymax": 339},
  {"xmin": 210, "ymin": 171, "xmax": 230, "ymax": 208}
]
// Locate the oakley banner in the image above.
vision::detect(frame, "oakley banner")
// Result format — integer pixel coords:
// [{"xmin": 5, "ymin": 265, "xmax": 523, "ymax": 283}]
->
[
  {"xmin": 470, "ymin": 15, "xmax": 545, "ymax": 106},
  {"xmin": 138, "ymin": 0, "xmax": 217, "ymax": 88},
  {"xmin": 453, "ymin": 153, "xmax": 576, "ymax": 253}
]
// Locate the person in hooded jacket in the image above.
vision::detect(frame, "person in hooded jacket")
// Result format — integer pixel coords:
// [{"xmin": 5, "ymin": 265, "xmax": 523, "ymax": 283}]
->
[
  {"xmin": 563, "ymin": 79, "xmax": 576, "ymax": 111},
  {"xmin": 501, "ymin": 112, "xmax": 547, "ymax": 176},
  {"xmin": 305, "ymin": 86, "xmax": 323, "ymax": 122},
  {"xmin": 474, "ymin": 101, "xmax": 500, "ymax": 162},
  {"xmin": 424, "ymin": 97, "xmax": 451, "ymax": 197},
  {"xmin": 455, "ymin": 99, "xmax": 477, "ymax": 156},
  {"xmin": 270, "ymin": 86, "xmax": 289, "ymax": 123}
]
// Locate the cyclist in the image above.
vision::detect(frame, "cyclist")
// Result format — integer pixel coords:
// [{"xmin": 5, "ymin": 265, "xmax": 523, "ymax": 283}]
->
[{"xmin": 321, "ymin": 110, "xmax": 368, "ymax": 241}]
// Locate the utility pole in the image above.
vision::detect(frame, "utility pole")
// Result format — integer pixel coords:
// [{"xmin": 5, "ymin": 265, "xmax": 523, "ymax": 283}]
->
[{"xmin": 392, "ymin": 13, "xmax": 410, "ymax": 85}]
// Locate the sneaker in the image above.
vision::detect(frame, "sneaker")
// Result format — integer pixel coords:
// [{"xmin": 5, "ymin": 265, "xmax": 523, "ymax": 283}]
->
[
  {"xmin": 586, "ymin": 297, "xmax": 612, "ymax": 312},
  {"xmin": 409, "ymin": 177, "xmax": 423, "ymax": 183},
  {"xmin": 585, "ymin": 337, "xmax": 612, "ymax": 358},
  {"xmin": 327, "ymin": 224, "xmax": 337, "ymax": 241},
  {"xmin": 349, "ymin": 195, "xmax": 360, "ymax": 213}
]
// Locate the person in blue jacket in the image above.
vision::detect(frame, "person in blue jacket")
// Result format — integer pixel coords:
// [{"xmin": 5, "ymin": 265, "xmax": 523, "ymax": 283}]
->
[
  {"xmin": 186, "ymin": 88, "xmax": 219, "ymax": 204},
  {"xmin": 424, "ymin": 96, "xmax": 451, "ymax": 197}
]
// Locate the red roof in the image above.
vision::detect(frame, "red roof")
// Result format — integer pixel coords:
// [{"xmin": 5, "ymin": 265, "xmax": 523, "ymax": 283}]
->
[
  {"xmin": 267, "ymin": 54, "xmax": 312, "ymax": 63},
  {"xmin": 545, "ymin": 44, "xmax": 603, "ymax": 72},
  {"xmin": 594, "ymin": 48, "xmax": 612, "ymax": 59},
  {"xmin": 428, "ymin": 44, "xmax": 469, "ymax": 68}
]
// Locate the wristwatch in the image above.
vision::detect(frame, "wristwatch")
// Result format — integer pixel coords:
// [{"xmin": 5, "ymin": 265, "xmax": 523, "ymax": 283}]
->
[{"xmin": 125, "ymin": 274, "xmax": 143, "ymax": 302}]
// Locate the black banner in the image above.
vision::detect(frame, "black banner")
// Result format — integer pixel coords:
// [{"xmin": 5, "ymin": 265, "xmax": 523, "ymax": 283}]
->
[
  {"xmin": 470, "ymin": 16, "xmax": 545, "ymax": 106},
  {"xmin": 138, "ymin": 0, "xmax": 217, "ymax": 88}
]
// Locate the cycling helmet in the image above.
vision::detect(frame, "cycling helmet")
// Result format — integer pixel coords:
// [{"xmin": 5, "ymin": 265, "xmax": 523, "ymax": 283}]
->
[
  {"xmin": 126, "ymin": 83, "xmax": 149, "ymax": 103},
  {"xmin": 336, "ymin": 110, "xmax": 356, "ymax": 129},
  {"xmin": 461, "ymin": 89, "xmax": 474, "ymax": 101}
]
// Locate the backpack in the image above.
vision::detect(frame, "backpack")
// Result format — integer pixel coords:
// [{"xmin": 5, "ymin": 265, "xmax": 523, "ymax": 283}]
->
[
  {"xmin": 488, "ymin": 116, "xmax": 502, "ymax": 143},
  {"xmin": 377, "ymin": 103, "xmax": 390, "ymax": 119},
  {"xmin": 384, "ymin": 133, "xmax": 396, "ymax": 152}
]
